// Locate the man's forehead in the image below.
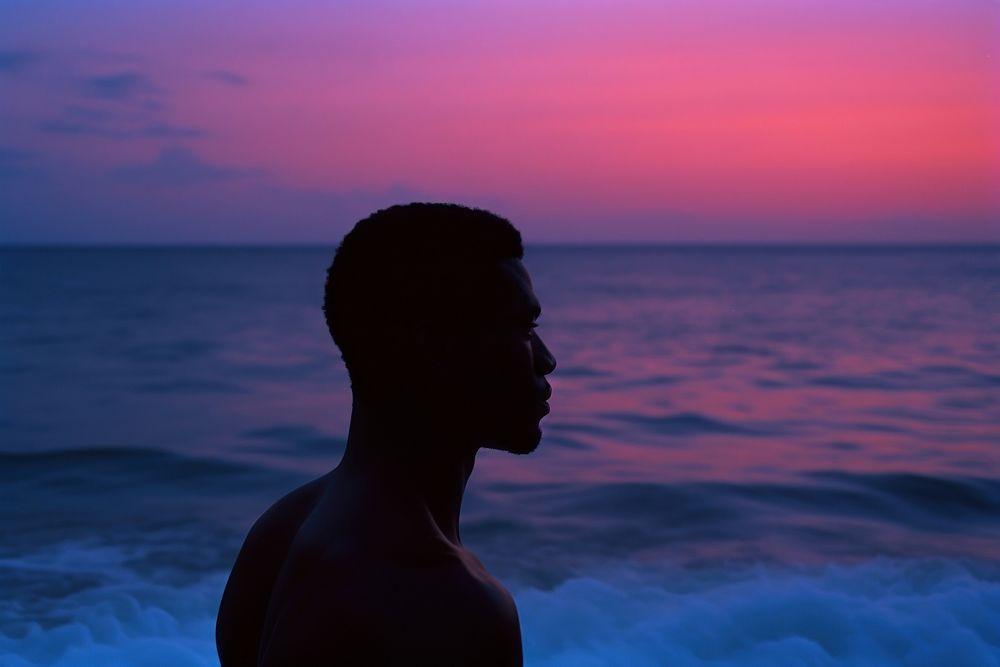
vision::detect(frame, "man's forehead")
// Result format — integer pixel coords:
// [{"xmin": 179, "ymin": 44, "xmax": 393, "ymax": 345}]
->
[{"xmin": 494, "ymin": 258, "xmax": 541, "ymax": 318}]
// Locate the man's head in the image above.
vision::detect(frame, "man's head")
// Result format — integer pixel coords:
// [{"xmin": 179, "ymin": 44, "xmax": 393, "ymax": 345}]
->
[{"xmin": 323, "ymin": 203, "xmax": 556, "ymax": 454}]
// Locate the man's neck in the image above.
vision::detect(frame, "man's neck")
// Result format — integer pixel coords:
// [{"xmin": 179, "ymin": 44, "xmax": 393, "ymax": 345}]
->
[{"xmin": 333, "ymin": 398, "xmax": 478, "ymax": 546}]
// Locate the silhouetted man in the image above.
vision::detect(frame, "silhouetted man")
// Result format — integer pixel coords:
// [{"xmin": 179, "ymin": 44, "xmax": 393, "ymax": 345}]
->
[{"xmin": 216, "ymin": 203, "xmax": 557, "ymax": 666}]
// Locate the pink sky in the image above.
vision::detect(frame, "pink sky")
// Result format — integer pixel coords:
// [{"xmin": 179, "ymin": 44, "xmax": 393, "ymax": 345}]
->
[{"xmin": 1, "ymin": 0, "xmax": 997, "ymax": 242}]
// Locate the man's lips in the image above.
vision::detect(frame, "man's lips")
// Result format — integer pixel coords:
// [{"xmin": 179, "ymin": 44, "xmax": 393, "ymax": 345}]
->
[{"xmin": 539, "ymin": 385, "xmax": 552, "ymax": 415}]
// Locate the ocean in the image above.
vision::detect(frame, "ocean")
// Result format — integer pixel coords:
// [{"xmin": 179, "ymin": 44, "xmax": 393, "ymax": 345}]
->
[{"xmin": 1, "ymin": 246, "xmax": 999, "ymax": 666}]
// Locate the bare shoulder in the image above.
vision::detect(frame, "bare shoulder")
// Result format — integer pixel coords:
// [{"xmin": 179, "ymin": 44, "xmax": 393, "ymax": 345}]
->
[
  {"xmin": 258, "ymin": 545, "xmax": 523, "ymax": 666},
  {"xmin": 215, "ymin": 474, "xmax": 330, "ymax": 667}
]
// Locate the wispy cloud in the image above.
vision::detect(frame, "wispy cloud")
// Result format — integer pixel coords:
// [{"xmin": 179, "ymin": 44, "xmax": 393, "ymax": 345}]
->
[
  {"xmin": 141, "ymin": 123, "xmax": 207, "ymax": 139},
  {"xmin": 203, "ymin": 69, "xmax": 250, "ymax": 86},
  {"xmin": 112, "ymin": 147, "xmax": 264, "ymax": 186},
  {"xmin": 0, "ymin": 150, "xmax": 425, "ymax": 243},
  {"xmin": 85, "ymin": 71, "xmax": 158, "ymax": 100},
  {"xmin": 0, "ymin": 50, "xmax": 41, "ymax": 73},
  {"xmin": 36, "ymin": 57, "xmax": 209, "ymax": 142},
  {"xmin": 38, "ymin": 106, "xmax": 206, "ymax": 140}
]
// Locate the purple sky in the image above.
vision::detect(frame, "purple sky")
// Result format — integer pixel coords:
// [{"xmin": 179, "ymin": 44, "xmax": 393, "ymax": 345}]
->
[{"xmin": 1, "ymin": 0, "xmax": 998, "ymax": 243}]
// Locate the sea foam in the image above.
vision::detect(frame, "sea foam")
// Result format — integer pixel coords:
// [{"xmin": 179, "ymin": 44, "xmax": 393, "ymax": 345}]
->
[
  {"xmin": 519, "ymin": 559, "xmax": 1000, "ymax": 666},
  {"xmin": 2, "ymin": 546, "xmax": 997, "ymax": 666}
]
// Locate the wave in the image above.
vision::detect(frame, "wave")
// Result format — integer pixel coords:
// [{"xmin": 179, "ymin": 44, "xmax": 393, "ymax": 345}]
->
[
  {"xmin": 2, "ymin": 549, "xmax": 998, "ymax": 667},
  {"xmin": 0, "ymin": 447, "xmax": 305, "ymax": 558},
  {"xmin": 467, "ymin": 471, "xmax": 1000, "ymax": 570},
  {"xmin": 0, "ymin": 447, "xmax": 269, "ymax": 488},
  {"xmin": 806, "ymin": 471, "xmax": 1000, "ymax": 523},
  {"xmin": 505, "ymin": 471, "xmax": 1000, "ymax": 527},
  {"xmin": 240, "ymin": 424, "xmax": 347, "ymax": 455},
  {"xmin": 519, "ymin": 559, "xmax": 1000, "ymax": 667},
  {"xmin": 601, "ymin": 412, "xmax": 760, "ymax": 437},
  {"xmin": 0, "ymin": 542, "xmax": 225, "ymax": 667},
  {"xmin": 809, "ymin": 365, "xmax": 1000, "ymax": 391},
  {"xmin": 8, "ymin": 445, "xmax": 999, "ymax": 569}
]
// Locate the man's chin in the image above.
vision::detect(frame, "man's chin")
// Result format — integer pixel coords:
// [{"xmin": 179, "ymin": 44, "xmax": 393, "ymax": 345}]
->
[{"xmin": 487, "ymin": 426, "xmax": 542, "ymax": 455}]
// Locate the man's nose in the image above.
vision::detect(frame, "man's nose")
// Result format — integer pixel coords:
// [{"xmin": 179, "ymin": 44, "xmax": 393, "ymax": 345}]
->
[{"xmin": 534, "ymin": 334, "xmax": 557, "ymax": 375}]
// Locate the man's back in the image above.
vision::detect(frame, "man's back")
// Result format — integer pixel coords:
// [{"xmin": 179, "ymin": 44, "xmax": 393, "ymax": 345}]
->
[{"xmin": 216, "ymin": 474, "xmax": 523, "ymax": 666}]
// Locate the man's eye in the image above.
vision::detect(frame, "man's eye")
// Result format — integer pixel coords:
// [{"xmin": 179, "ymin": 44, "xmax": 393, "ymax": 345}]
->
[{"xmin": 524, "ymin": 323, "xmax": 539, "ymax": 337}]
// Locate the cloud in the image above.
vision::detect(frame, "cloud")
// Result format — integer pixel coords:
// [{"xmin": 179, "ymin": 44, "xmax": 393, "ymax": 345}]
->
[
  {"xmin": 141, "ymin": 123, "xmax": 207, "ymax": 139},
  {"xmin": 38, "ymin": 106, "xmax": 206, "ymax": 140},
  {"xmin": 85, "ymin": 71, "xmax": 158, "ymax": 100},
  {"xmin": 0, "ymin": 50, "xmax": 40, "ymax": 73},
  {"xmin": 37, "ymin": 106, "xmax": 112, "ymax": 135},
  {"xmin": 202, "ymin": 70, "xmax": 250, "ymax": 86},
  {"xmin": 111, "ymin": 147, "xmax": 264, "ymax": 186},
  {"xmin": 0, "ymin": 150, "xmax": 427, "ymax": 243},
  {"xmin": 30, "ymin": 66, "xmax": 216, "ymax": 142}
]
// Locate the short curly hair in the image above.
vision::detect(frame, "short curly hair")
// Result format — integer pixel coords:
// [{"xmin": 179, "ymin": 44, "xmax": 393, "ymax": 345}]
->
[{"xmin": 323, "ymin": 202, "xmax": 524, "ymax": 398}]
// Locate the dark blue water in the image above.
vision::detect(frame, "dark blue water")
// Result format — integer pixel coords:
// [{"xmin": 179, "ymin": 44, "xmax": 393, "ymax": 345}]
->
[{"xmin": 2, "ymin": 247, "xmax": 999, "ymax": 666}]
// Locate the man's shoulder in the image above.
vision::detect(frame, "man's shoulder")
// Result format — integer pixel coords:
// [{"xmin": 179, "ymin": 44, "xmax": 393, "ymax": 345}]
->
[
  {"xmin": 357, "ymin": 545, "xmax": 521, "ymax": 635},
  {"xmin": 260, "ymin": 545, "xmax": 523, "ymax": 665},
  {"xmin": 255, "ymin": 474, "xmax": 331, "ymax": 535},
  {"xmin": 295, "ymin": 539, "xmax": 515, "ymax": 617},
  {"xmin": 216, "ymin": 474, "xmax": 330, "ymax": 666},
  {"xmin": 228, "ymin": 474, "xmax": 331, "ymax": 581}
]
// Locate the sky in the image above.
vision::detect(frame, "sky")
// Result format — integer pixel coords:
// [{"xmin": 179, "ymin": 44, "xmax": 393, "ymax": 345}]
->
[{"xmin": 1, "ymin": 0, "xmax": 997, "ymax": 244}]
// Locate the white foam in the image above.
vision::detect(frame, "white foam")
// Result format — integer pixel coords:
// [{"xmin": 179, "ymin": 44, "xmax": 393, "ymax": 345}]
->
[
  {"xmin": 0, "ymin": 542, "xmax": 224, "ymax": 667},
  {"xmin": 2, "ymin": 545, "xmax": 998, "ymax": 666},
  {"xmin": 518, "ymin": 559, "xmax": 1000, "ymax": 667}
]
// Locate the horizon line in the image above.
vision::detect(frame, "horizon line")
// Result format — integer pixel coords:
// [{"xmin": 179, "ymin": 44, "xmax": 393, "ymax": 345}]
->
[{"xmin": 1, "ymin": 241, "xmax": 997, "ymax": 250}]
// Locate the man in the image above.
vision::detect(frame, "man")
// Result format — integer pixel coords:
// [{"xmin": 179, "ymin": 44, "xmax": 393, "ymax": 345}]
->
[{"xmin": 216, "ymin": 203, "xmax": 557, "ymax": 665}]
